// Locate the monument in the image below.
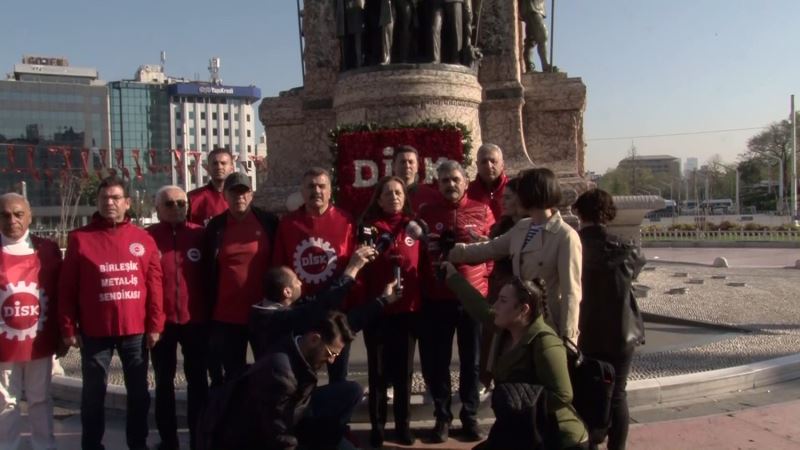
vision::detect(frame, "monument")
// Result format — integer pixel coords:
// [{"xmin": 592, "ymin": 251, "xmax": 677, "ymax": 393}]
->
[{"xmin": 257, "ymin": 0, "xmax": 587, "ymax": 211}]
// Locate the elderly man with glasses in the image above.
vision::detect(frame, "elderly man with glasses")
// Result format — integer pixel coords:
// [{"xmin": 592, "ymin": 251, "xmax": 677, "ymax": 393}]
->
[{"xmin": 146, "ymin": 185, "xmax": 208, "ymax": 450}]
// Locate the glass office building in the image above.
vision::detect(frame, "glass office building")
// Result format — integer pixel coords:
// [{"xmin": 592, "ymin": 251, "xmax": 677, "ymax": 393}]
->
[
  {"xmin": 0, "ymin": 59, "xmax": 109, "ymax": 224},
  {"xmin": 109, "ymin": 80, "xmax": 171, "ymax": 202}
]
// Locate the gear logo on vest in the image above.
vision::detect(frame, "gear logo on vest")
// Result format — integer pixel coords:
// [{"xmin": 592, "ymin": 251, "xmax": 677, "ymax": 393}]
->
[
  {"xmin": 129, "ymin": 242, "xmax": 145, "ymax": 257},
  {"xmin": 186, "ymin": 248, "xmax": 201, "ymax": 262},
  {"xmin": 404, "ymin": 236, "xmax": 415, "ymax": 247},
  {"xmin": 0, "ymin": 281, "xmax": 48, "ymax": 341},
  {"xmin": 292, "ymin": 237, "xmax": 338, "ymax": 285}
]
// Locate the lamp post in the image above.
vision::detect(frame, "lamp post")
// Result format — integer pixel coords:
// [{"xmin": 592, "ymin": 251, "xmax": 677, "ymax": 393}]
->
[
  {"xmin": 791, "ymin": 94, "xmax": 797, "ymax": 224},
  {"xmin": 764, "ymin": 154, "xmax": 784, "ymax": 214}
]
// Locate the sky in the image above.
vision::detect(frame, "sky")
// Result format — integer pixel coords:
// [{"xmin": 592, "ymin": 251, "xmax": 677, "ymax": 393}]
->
[{"xmin": 3, "ymin": 0, "xmax": 799, "ymax": 173}]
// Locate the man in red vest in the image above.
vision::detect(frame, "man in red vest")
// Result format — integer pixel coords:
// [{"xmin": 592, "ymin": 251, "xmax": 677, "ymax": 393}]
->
[
  {"xmin": 0, "ymin": 193, "xmax": 61, "ymax": 450},
  {"xmin": 187, "ymin": 148, "xmax": 235, "ymax": 226},
  {"xmin": 59, "ymin": 176, "xmax": 164, "ymax": 450},
  {"xmin": 272, "ymin": 167, "xmax": 355, "ymax": 382},
  {"xmin": 391, "ymin": 145, "xmax": 439, "ymax": 213},
  {"xmin": 147, "ymin": 186, "xmax": 207, "ymax": 450},
  {"xmin": 467, "ymin": 143, "xmax": 509, "ymax": 219}
]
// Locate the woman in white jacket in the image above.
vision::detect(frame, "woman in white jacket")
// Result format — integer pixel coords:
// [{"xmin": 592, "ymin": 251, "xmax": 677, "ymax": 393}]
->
[{"xmin": 448, "ymin": 168, "xmax": 582, "ymax": 341}]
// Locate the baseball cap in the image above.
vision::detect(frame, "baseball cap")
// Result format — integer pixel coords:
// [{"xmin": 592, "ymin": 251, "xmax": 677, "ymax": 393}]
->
[{"xmin": 223, "ymin": 172, "xmax": 252, "ymax": 191}]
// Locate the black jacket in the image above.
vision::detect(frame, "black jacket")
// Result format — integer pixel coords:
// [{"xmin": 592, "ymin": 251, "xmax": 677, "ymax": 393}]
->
[
  {"xmin": 577, "ymin": 225, "xmax": 646, "ymax": 356},
  {"xmin": 250, "ymin": 275, "xmax": 390, "ymax": 359},
  {"xmin": 211, "ymin": 336, "xmax": 317, "ymax": 450},
  {"xmin": 203, "ymin": 206, "xmax": 279, "ymax": 316}
]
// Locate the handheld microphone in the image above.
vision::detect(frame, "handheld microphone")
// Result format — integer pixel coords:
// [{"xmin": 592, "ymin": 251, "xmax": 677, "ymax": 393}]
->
[
  {"xmin": 374, "ymin": 233, "xmax": 394, "ymax": 254},
  {"xmin": 405, "ymin": 220, "xmax": 428, "ymax": 242},
  {"xmin": 358, "ymin": 225, "xmax": 377, "ymax": 246},
  {"xmin": 438, "ymin": 229, "xmax": 457, "ymax": 260},
  {"xmin": 389, "ymin": 250, "xmax": 403, "ymax": 297}
]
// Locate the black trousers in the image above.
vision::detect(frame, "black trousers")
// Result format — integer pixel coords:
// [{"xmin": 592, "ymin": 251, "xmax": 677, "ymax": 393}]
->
[
  {"xmin": 80, "ymin": 334, "xmax": 150, "ymax": 450},
  {"xmin": 419, "ymin": 301, "xmax": 480, "ymax": 424},
  {"xmin": 208, "ymin": 321, "xmax": 252, "ymax": 384},
  {"xmin": 363, "ymin": 312, "xmax": 418, "ymax": 429},
  {"xmin": 587, "ymin": 348, "xmax": 635, "ymax": 450},
  {"xmin": 151, "ymin": 322, "xmax": 209, "ymax": 450}
]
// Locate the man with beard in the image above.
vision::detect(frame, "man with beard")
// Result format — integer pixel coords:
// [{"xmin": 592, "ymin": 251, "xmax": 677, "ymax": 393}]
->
[
  {"xmin": 272, "ymin": 167, "xmax": 355, "ymax": 382},
  {"xmin": 204, "ymin": 312, "xmax": 363, "ymax": 450},
  {"xmin": 205, "ymin": 173, "xmax": 278, "ymax": 385},
  {"xmin": 467, "ymin": 143, "xmax": 509, "ymax": 219},
  {"xmin": 188, "ymin": 148, "xmax": 235, "ymax": 226},
  {"xmin": 418, "ymin": 160, "xmax": 494, "ymax": 443}
]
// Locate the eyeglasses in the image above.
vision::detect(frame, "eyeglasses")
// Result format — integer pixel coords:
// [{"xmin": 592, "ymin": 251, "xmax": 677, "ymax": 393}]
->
[
  {"xmin": 324, "ymin": 345, "xmax": 340, "ymax": 359},
  {"xmin": 164, "ymin": 200, "xmax": 187, "ymax": 209}
]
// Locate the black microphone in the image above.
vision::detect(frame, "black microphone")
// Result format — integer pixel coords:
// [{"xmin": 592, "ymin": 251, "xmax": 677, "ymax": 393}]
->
[
  {"xmin": 438, "ymin": 229, "xmax": 457, "ymax": 260},
  {"xmin": 374, "ymin": 233, "xmax": 394, "ymax": 254},
  {"xmin": 389, "ymin": 250, "xmax": 403, "ymax": 297},
  {"xmin": 405, "ymin": 220, "xmax": 428, "ymax": 242},
  {"xmin": 358, "ymin": 225, "xmax": 377, "ymax": 246}
]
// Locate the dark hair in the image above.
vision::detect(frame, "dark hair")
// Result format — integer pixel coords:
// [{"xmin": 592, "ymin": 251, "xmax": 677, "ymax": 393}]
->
[
  {"xmin": 391, "ymin": 145, "xmax": 419, "ymax": 163},
  {"xmin": 97, "ymin": 176, "xmax": 129, "ymax": 198},
  {"xmin": 208, "ymin": 147, "xmax": 233, "ymax": 162},
  {"xmin": 516, "ymin": 168, "xmax": 562, "ymax": 210},
  {"xmin": 303, "ymin": 166, "xmax": 332, "ymax": 181},
  {"xmin": 263, "ymin": 266, "xmax": 295, "ymax": 301},
  {"xmin": 573, "ymin": 188, "xmax": 617, "ymax": 224},
  {"xmin": 509, "ymin": 277, "xmax": 549, "ymax": 324},
  {"xmin": 506, "ymin": 177, "xmax": 520, "ymax": 194},
  {"xmin": 360, "ymin": 176, "xmax": 413, "ymax": 224},
  {"xmin": 309, "ymin": 311, "xmax": 355, "ymax": 345}
]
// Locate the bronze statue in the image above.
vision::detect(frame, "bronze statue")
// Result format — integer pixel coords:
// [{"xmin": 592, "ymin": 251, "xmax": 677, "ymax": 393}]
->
[
  {"xmin": 422, "ymin": 0, "xmax": 475, "ymax": 65},
  {"xmin": 519, "ymin": 0, "xmax": 551, "ymax": 72},
  {"xmin": 336, "ymin": 0, "xmax": 366, "ymax": 70},
  {"xmin": 365, "ymin": 0, "xmax": 394, "ymax": 65},
  {"xmin": 392, "ymin": 0, "xmax": 418, "ymax": 63}
]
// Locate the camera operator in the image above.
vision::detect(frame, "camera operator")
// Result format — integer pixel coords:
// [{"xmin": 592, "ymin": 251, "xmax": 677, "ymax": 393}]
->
[{"xmin": 417, "ymin": 160, "xmax": 495, "ymax": 443}]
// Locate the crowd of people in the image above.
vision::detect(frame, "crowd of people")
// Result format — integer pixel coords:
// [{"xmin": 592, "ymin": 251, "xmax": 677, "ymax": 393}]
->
[{"xmin": 0, "ymin": 144, "xmax": 645, "ymax": 450}]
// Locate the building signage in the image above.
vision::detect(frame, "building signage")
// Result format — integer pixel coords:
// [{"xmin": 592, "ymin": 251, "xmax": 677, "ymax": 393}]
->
[{"xmin": 168, "ymin": 83, "xmax": 261, "ymax": 100}]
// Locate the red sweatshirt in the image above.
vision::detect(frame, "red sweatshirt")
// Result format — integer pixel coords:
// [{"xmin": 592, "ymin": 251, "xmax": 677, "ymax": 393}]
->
[
  {"xmin": 59, "ymin": 214, "xmax": 164, "ymax": 338},
  {"xmin": 419, "ymin": 194, "xmax": 495, "ymax": 301},
  {"xmin": 0, "ymin": 235, "xmax": 61, "ymax": 362},
  {"xmin": 188, "ymin": 183, "xmax": 227, "ymax": 226},
  {"xmin": 272, "ymin": 205, "xmax": 355, "ymax": 297},
  {"xmin": 408, "ymin": 182, "xmax": 441, "ymax": 214},
  {"xmin": 467, "ymin": 172, "xmax": 509, "ymax": 220},
  {"xmin": 147, "ymin": 221, "xmax": 206, "ymax": 325},
  {"xmin": 359, "ymin": 213, "xmax": 424, "ymax": 314}
]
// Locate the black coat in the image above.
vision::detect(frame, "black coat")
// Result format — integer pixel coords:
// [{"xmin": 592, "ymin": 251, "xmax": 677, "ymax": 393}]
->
[
  {"xmin": 577, "ymin": 225, "xmax": 646, "ymax": 356},
  {"xmin": 211, "ymin": 336, "xmax": 317, "ymax": 450}
]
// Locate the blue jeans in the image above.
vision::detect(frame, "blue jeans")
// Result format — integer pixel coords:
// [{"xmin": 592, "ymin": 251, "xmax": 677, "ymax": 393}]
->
[
  {"xmin": 80, "ymin": 334, "xmax": 150, "ymax": 450},
  {"xmin": 419, "ymin": 301, "xmax": 480, "ymax": 424}
]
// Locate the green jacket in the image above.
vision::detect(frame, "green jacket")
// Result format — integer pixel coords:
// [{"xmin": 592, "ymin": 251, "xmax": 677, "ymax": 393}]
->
[{"xmin": 446, "ymin": 274, "xmax": 588, "ymax": 448}]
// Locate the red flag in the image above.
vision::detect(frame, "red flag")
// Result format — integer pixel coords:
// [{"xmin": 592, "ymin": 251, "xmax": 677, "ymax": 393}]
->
[
  {"xmin": 173, "ymin": 149, "xmax": 184, "ymax": 182},
  {"xmin": 131, "ymin": 149, "xmax": 143, "ymax": 179},
  {"xmin": 147, "ymin": 149, "xmax": 159, "ymax": 173},
  {"xmin": 27, "ymin": 146, "xmax": 40, "ymax": 180},
  {"xmin": 80, "ymin": 148, "xmax": 90, "ymax": 178},
  {"xmin": 114, "ymin": 149, "xmax": 130, "ymax": 180},
  {"xmin": 6, "ymin": 146, "xmax": 17, "ymax": 173}
]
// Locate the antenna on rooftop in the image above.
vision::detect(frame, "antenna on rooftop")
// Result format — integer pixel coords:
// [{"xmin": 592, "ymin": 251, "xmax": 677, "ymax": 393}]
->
[
  {"xmin": 160, "ymin": 51, "xmax": 167, "ymax": 72},
  {"xmin": 208, "ymin": 57, "xmax": 221, "ymax": 85}
]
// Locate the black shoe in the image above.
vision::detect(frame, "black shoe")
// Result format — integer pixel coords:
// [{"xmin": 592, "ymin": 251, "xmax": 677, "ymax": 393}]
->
[
  {"xmin": 461, "ymin": 421, "xmax": 484, "ymax": 442},
  {"xmin": 430, "ymin": 420, "xmax": 450, "ymax": 443},
  {"xmin": 370, "ymin": 426, "xmax": 385, "ymax": 448},
  {"xmin": 395, "ymin": 424, "xmax": 415, "ymax": 445}
]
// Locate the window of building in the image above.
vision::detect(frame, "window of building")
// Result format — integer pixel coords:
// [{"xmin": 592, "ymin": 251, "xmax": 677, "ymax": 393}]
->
[
  {"xmin": 246, "ymin": 129, "xmax": 251, "ymax": 137},
  {"xmin": 176, "ymin": 127, "xmax": 182, "ymax": 136},
  {"xmin": 200, "ymin": 112, "xmax": 206, "ymax": 120},
  {"xmin": 201, "ymin": 128, "xmax": 206, "ymax": 136},
  {"xmin": 246, "ymin": 114, "xmax": 251, "ymax": 122},
  {"xmin": 224, "ymin": 128, "xmax": 230, "ymax": 136},
  {"xmin": 189, "ymin": 127, "xmax": 195, "ymax": 135},
  {"xmin": 175, "ymin": 111, "xmax": 181, "ymax": 120},
  {"xmin": 213, "ymin": 129, "xmax": 218, "ymax": 136},
  {"xmin": 189, "ymin": 111, "xmax": 195, "ymax": 119},
  {"xmin": 248, "ymin": 145, "xmax": 252, "ymax": 152},
  {"xmin": 224, "ymin": 112, "xmax": 229, "ymax": 121},
  {"xmin": 212, "ymin": 112, "xmax": 218, "ymax": 120},
  {"xmin": 234, "ymin": 113, "xmax": 239, "ymax": 121}
]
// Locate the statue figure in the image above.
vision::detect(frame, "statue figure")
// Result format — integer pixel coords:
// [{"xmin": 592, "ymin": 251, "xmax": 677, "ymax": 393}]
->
[
  {"xmin": 519, "ymin": 0, "xmax": 551, "ymax": 72},
  {"xmin": 424, "ymin": 0, "xmax": 473, "ymax": 65},
  {"xmin": 336, "ymin": 0, "xmax": 366, "ymax": 70},
  {"xmin": 364, "ymin": 0, "xmax": 394, "ymax": 65},
  {"xmin": 392, "ymin": 0, "xmax": 418, "ymax": 63}
]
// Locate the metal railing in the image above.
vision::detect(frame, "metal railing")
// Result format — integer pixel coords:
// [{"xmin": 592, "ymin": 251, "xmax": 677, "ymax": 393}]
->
[{"xmin": 642, "ymin": 229, "xmax": 800, "ymax": 241}]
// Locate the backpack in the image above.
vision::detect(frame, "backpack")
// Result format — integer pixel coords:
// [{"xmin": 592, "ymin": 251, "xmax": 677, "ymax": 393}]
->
[{"xmin": 563, "ymin": 338, "xmax": 616, "ymax": 445}]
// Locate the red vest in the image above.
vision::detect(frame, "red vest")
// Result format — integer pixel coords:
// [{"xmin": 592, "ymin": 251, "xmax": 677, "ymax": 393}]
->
[
  {"xmin": 467, "ymin": 172, "xmax": 508, "ymax": 219},
  {"xmin": 0, "ymin": 236, "xmax": 61, "ymax": 362},
  {"xmin": 188, "ymin": 183, "xmax": 227, "ymax": 226}
]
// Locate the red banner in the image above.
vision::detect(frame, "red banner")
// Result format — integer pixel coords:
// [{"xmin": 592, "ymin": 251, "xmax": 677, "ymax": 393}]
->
[
  {"xmin": 147, "ymin": 149, "xmax": 159, "ymax": 173},
  {"xmin": 173, "ymin": 149, "xmax": 184, "ymax": 182},
  {"xmin": 6, "ymin": 146, "xmax": 17, "ymax": 173},
  {"xmin": 334, "ymin": 128, "xmax": 463, "ymax": 214},
  {"xmin": 131, "ymin": 149, "xmax": 143, "ymax": 180},
  {"xmin": 27, "ymin": 146, "xmax": 40, "ymax": 180},
  {"xmin": 80, "ymin": 148, "xmax": 90, "ymax": 178}
]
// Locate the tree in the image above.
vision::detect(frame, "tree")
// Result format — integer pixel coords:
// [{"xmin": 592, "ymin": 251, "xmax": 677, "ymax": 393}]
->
[{"xmin": 745, "ymin": 114, "xmax": 800, "ymax": 198}]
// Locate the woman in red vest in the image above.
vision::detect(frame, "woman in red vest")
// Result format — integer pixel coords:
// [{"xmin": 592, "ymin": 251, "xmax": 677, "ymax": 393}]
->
[{"xmin": 357, "ymin": 176, "xmax": 425, "ymax": 447}]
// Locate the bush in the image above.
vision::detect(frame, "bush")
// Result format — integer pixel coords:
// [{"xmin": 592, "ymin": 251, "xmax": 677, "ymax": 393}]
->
[
  {"xmin": 717, "ymin": 221, "xmax": 741, "ymax": 231},
  {"xmin": 743, "ymin": 223, "xmax": 769, "ymax": 231}
]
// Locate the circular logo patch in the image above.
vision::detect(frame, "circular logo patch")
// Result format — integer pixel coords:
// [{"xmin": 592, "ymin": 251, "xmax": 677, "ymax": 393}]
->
[
  {"xmin": 292, "ymin": 237, "xmax": 338, "ymax": 285},
  {"xmin": 186, "ymin": 248, "xmax": 201, "ymax": 262},
  {"xmin": 435, "ymin": 222, "xmax": 444, "ymax": 231},
  {"xmin": 0, "ymin": 281, "xmax": 48, "ymax": 341},
  {"xmin": 404, "ymin": 236, "xmax": 415, "ymax": 247},
  {"xmin": 129, "ymin": 243, "xmax": 145, "ymax": 257}
]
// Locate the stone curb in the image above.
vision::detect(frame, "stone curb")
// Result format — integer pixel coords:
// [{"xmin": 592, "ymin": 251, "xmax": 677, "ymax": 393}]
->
[{"xmin": 51, "ymin": 353, "xmax": 800, "ymax": 418}]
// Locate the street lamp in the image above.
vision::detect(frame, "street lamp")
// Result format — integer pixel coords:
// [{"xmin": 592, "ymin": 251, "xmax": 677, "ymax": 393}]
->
[{"xmin": 763, "ymin": 154, "xmax": 784, "ymax": 214}]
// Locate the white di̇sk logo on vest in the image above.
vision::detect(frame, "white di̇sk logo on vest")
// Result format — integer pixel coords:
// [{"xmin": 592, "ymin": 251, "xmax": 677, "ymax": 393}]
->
[
  {"xmin": 0, "ymin": 281, "xmax": 48, "ymax": 341},
  {"xmin": 292, "ymin": 237, "xmax": 338, "ymax": 285},
  {"xmin": 186, "ymin": 248, "xmax": 201, "ymax": 262},
  {"xmin": 129, "ymin": 242, "xmax": 145, "ymax": 257}
]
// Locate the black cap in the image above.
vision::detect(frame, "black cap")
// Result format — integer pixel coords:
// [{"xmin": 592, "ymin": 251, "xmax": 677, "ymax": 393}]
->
[{"xmin": 223, "ymin": 172, "xmax": 252, "ymax": 191}]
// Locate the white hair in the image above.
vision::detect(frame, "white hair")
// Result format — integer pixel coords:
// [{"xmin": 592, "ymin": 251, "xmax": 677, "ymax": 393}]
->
[
  {"xmin": 154, "ymin": 185, "xmax": 186, "ymax": 205},
  {"xmin": 0, "ymin": 192, "xmax": 30, "ymax": 209},
  {"xmin": 477, "ymin": 143, "xmax": 503, "ymax": 158}
]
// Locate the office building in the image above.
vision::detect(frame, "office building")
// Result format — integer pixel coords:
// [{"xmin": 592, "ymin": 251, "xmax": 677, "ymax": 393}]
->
[{"xmin": 618, "ymin": 154, "xmax": 681, "ymax": 178}]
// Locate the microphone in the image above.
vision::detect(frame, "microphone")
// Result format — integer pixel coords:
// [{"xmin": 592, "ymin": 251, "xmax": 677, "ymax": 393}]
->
[
  {"xmin": 374, "ymin": 233, "xmax": 394, "ymax": 254},
  {"xmin": 438, "ymin": 229, "xmax": 457, "ymax": 260},
  {"xmin": 388, "ymin": 250, "xmax": 403, "ymax": 297},
  {"xmin": 358, "ymin": 225, "xmax": 377, "ymax": 246},
  {"xmin": 405, "ymin": 220, "xmax": 428, "ymax": 242}
]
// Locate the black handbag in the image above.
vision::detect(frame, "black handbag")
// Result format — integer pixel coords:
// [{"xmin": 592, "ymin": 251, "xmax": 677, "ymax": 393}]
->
[
  {"xmin": 479, "ymin": 383, "xmax": 560, "ymax": 450},
  {"xmin": 563, "ymin": 338, "xmax": 616, "ymax": 445}
]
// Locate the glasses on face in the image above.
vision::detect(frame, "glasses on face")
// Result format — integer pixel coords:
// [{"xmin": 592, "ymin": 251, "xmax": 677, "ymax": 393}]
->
[
  {"xmin": 324, "ymin": 345, "xmax": 340, "ymax": 359},
  {"xmin": 100, "ymin": 195, "xmax": 125, "ymax": 202},
  {"xmin": 164, "ymin": 200, "xmax": 187, "ymax": 209}
]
